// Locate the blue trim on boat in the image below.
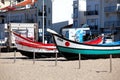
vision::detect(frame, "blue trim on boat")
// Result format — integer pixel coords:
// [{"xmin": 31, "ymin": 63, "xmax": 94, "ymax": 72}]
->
[{"xmin": 100, "ymin": 41, "xmax": 120, "ymax": 45}]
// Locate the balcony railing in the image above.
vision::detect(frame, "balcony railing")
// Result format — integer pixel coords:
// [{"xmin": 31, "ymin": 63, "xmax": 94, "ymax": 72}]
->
[
  {"xmin": 89, "ymin": 25, "xmax": 98, "ymax": 30},
  {"xmin": 38, "ymin": 11, "xmax": 47, "ymax": 16},
  {"xmin": 84, "ymin": 10, "xmax": 98, "ymax": 16},
  {"xmin": 104, "ymin": 21, "xmax": 120, "ymax": 27},
  {"xmin": 104, "ymin": 6, "xmax": 119, "ymax": 12}
]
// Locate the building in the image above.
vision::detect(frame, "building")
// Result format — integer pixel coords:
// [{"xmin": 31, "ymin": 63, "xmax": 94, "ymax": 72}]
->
[
  {"xmin": 67, "ymin": 0, "xmax": 120, "ymax": 41},
  {"xmin": 36, "ymin": 0, "xmax": 52, "ymax": 33},
  {"xmin": 84, "ymin": 0, "xmax": 100, "ymax": 34},
  {"xmin": 83, "ymin": 0, "xmax": 120, "ymax": 41},
  {"xmin": 0, "ymin": 0, "xmax": 76, "ymax": 42},
  {"xmin": 0, "ymin": 0, "xmax": 37, "ymax": 24},
  {"xmin": 73, "ymin": 0, "xmax": 86, "ymax": 28},
  {"xmin": 104, "ymin": 0, "xmax": 120, "ymax": 41}
]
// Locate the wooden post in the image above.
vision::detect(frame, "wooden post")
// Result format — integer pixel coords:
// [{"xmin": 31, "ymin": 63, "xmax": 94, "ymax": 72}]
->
[
  {"xmin": 33, "ymin": 51, "xmax": 35, "ymax": 64},
  {"xmin": 55, "ymin": 51, "xmax": 57, "ymax": 66},
  {"xmin": 7, "ymin": 23, "xmax": 11, "ymax": 53},
  {"xmin": 0, "ymin": 46, "xmax": 1, "ymax": 57},
  {"xmin": 0, "ymin": 44, "xmax": 1, "ymax": 56},
  {"xmin": 110, "ymin": 54, "xmax": 112, "ymax": 73},
  {"xmin": 0, "ymin": 32, "xmax": 2, "ymax": 56},
  {"xmin": 14, "ymin": 50, "xmax": 16, "ymax": 63},
  {"xmin": 79, "ymin": 54, "xmax": 81, "ymax": 69}
]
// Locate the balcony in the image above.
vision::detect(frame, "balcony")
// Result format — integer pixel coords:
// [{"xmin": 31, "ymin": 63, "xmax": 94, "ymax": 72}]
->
[
  {"xmin": 104, "ymin": 21, "xmax": 120, "ymax": 28},
  {"xmin": 38, "ymin": 11, "xmax": 47, "ymax": 16},
  {"xmin": 84, "ymin": 10, "xmax": 98, "ymax": 16},
  {"xmin": 104, "ymin": 6, "xmax": 120, "ymax": 13}
]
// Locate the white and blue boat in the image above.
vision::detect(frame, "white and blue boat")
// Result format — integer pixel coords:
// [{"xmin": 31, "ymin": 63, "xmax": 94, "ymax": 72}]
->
[{"xmin": 52, "ymin": 34, "xmax": 120, "ymax": 57}]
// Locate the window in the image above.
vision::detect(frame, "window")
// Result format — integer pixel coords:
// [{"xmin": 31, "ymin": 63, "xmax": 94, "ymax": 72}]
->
[
  {"xmin": 74, "ymin": 8, "xmax": 78, "ymax": 18},
  {"xmin": 48, "ymin": 20, "xmax": 51, "ymax": 26},
  {"xmin": 1, "ymin": 0, "xmax": 4, "ymax": 4},
  {"xmin": 87, "ymin": 19, "xmax": 98, "ymax": 26},
  {"xmin": 87, "ymin": 5, "xmax": 91, "ymax": 11},
  {"xmin": 74, "ymin": 20, "xmax": 78, "ymax": 28},
  {"xmin": 17, "ymin": 0, "xmax": 24, "ymax": 2},
  {"xmin": 39, "ymin": 21, "xmax": 41, "ymax": 28},
  {"xmin": 48, "ymin": 8, "xmax": 51, "ymax": 14},
  {"xmin": 95, "ymin": 4, "xmax": 98, "ymax": 11}
]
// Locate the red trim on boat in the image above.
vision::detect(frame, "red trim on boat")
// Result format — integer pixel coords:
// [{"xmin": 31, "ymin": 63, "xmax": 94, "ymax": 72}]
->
[
  {"xmin": 16, "ymin": 0, "xmax": 32, "ymax": 7},
  {"xmin": 13, "ymin": 32, "xmax": 56, "ymax": 50},
  {"xmin": 84, "ymin": 36, "xmax": 103, "ymax": 44},
  {"xmin": 16, "ymin": 40, "xmax": 56, "ymax": 50}
]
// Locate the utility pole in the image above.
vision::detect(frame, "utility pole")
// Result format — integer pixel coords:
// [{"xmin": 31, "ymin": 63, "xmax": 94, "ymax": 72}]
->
[{"xmin": 42, "ymin": 0, "xmax": 45, "ymax": 43}]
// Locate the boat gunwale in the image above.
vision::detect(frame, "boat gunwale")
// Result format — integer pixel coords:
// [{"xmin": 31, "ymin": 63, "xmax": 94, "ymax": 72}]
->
[{"xmin": 52, "ymin": 34, "xmax": 120, "ymax": 47}]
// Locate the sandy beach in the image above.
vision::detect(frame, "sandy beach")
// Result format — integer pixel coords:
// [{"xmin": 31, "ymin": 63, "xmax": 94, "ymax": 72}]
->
[{"xmin": 0, "ymin": 52, "xmax": 120, "ymax": 80}]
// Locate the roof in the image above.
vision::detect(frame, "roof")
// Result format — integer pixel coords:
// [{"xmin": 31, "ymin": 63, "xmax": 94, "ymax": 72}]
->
[
  {"xmin": 16, "ymin": 0, "xmax": 32, "ymax": 7},
  {"xmin": 16, "ymin": 0, "xmax": 37, "ymax": 7},
  {"xmin": 0, "ymin": 0, "xmax": 37, "ymax": 11},
  {"xmin": 0, "ymin": 6, "xmax": 15, "ymax": 11}
]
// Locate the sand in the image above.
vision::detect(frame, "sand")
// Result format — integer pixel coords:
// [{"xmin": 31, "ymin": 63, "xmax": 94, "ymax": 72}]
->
[{"xmin": 0, "ymin": 52, "xmax": 120, "ymax": 80}]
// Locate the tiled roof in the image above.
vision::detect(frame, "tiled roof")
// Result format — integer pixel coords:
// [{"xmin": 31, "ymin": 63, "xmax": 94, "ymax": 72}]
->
[
  {"xmin": 0, "ymin": 6, "xmax": 15, "ymax": 11},
  {"xmin": 16, "ymin": 0, "xmax": 32, "ymax": 7},
  {"xmin": 0, "ymin": 0, "xmax": 37, "ymax": 11}
]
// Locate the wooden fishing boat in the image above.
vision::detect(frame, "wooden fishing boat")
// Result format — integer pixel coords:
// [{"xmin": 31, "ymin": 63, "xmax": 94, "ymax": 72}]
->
[
  {"xmin": 13, "ymin": 32, "xmax": 58, "ymax": 58},
  {"xmin": 47, "ymin": 29, "xmax": 103, "ymax": 60},
  {"xmin": 52, "ymin": 34, "xmax": 120, "ymax": 59}
]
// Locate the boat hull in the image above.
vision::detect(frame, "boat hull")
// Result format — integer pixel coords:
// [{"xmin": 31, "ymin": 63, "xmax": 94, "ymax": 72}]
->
[
  {"xmin": 53, "ymin": 34, "xmax": 120, "ymax": 59},
  {"xmin": 58, "ymin": 46, "xmax": 120, "ymax": 55},
  {"xmin": 16, "ymin": 43, "xmax": 58, "ymax": 58},
  {"xmin": 58, "ymin": 46, "xmax": 120, "ymax": 59},
  {"xmin": 18, "ymin": 50, "xmax": 59, "ymax": 58},
  {"xmin": 60, "ymin": 52, "xmax": 79, "ymax": 60},
  {"xmin": 13, "ymin": 32, "xmax": 58, "ymax": 58}
]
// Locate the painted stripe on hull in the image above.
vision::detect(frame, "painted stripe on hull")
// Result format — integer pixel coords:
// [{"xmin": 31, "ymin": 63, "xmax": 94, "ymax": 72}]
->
[
  {"xmin": 58, "ymin": 46, "xmax": 120, "ymax": 55},
  {"xmin": 16, "ymin": 44, "xmax": 58, "ymax": 53}
]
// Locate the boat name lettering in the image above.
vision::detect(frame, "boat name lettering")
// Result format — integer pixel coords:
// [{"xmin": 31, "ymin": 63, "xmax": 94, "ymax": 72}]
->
[{"xmin": 57, "ymin": 38, "xmax": 63, "ymax": 42}]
